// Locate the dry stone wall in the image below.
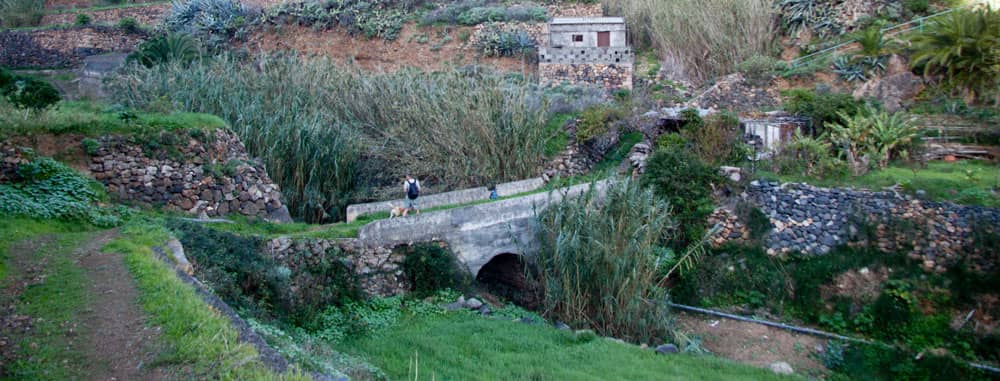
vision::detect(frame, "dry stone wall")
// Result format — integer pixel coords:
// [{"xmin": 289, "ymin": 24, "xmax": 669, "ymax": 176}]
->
[
  {"xmin": 710, "ymin": 181, "xmax": 1000, "ymax": 274},
  {"xmin": 267, "ymin": 237, "xmax": 409, "ymax": 297},
  {"xmin": 539, "ymin": 62, "xmax": 633, "ymax": 90},
  {"xmin": 39, "ymin": 4, "xmax": 167, "ymax": 26},
  {"xmin": 0, "ymin": 26, "xmax": 145, "ymax": 68},
  {"xmin": 87, "ymin": 129, "xmax": 291, "ymax": 221}
]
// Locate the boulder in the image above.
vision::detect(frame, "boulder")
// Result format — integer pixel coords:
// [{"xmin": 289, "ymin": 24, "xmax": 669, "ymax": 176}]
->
[
  {"xmin": 769, "ymin": 361, "xmax": 794, "ymax": 375},
  {"xmin": 853, "ymin": 71, "xmax": 924, "ymax": 112},
  {"xmin": 464, "ymin": 297, "xmax": 483, "ymax": 310},
  {"xmin": 655, "ymin": 344, "xmax": 679, "ymax": 355}
]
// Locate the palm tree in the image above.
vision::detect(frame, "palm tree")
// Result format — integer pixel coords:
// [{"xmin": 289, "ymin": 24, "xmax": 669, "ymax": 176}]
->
[
  {"xmin": 909, "ymin": 6, "xmax": 1000, "ymax": 103},
  {"xmin": 129, "ymin": 33, "xmax": 202, "ymax": 68}
]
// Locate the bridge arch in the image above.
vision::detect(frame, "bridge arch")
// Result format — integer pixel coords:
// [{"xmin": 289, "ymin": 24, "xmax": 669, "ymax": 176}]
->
[{"xmin": 474, "ymin": 252, "xmax": 538, "ymax": 308}]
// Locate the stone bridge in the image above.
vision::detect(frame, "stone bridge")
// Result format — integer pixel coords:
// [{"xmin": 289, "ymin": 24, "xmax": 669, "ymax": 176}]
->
[{"xmin": 357, "ymin": 181, "xmax": 607, "ymax": 277}]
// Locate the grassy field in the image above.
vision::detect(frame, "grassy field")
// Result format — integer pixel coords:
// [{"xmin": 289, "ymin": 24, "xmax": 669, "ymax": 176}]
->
[
  {"xmin": 760, "ymin": 160, "xmax": 1000, "ymax": 207},
  {"xmin": 0, "ymin": 101, "xmax": 225, "ymax": 136},
  {"xmin": 343, "ymin": 313, "xmax": 794, "ymax": 381}
]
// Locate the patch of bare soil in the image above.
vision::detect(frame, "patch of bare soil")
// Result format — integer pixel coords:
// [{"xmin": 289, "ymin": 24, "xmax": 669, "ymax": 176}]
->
[
  {"xmin": 5, "ymin": 134, "xmax": 91, "ymax": 174},
  {"xmin": 0, "ymin": 237, "xmax": 55, "ymax": 369},
  {"xmin": 243, "ymin": 23, "xmax": 536, "ymax": 73},
  {"xmin": 675, "ymin": 311, "xmax": 829, "ymax": 377},
  {"xmin": 76, "ymin": 230, "xmax": 171, "ymax": 381}
]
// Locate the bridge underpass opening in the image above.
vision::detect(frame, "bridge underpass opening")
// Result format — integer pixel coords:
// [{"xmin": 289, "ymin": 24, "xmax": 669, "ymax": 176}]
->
[{"xmin": 475, "ymin": 253, "xmax": 539, "ymax": 309}]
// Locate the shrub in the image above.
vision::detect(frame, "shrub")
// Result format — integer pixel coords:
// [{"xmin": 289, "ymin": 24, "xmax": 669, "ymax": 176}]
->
[
  {"xmin": 576, "ymin": 105, "xmax": 623, "ymax": 142},
  {"xmin": 473, "ymin": 23, "xmax": 536, "ymax": 57},
  {"xmin": 682, "ymin": 112, "xmax": 741, "ymax": 166},
  {"xmin": 166, "ymin": 0, "xmax": 257, "ymax": 48},
  {"xmin": 80, "ymin": 138, "xmax": 100, "ymax": 155},
  {"xmin": 0, "ymin": 156, "xmax": 129, "ymax": 227},
  {"xmin": 734, "ymin": 201, "xmax": 770, "ymax": 242},
  {"xmin": 74, "ymin": 13, "xmax": 92, "ymax": 26},
  {"xmin": 872, "ymin": 280, "xmax": 917, "ymax": 338},
  {"xmin": 167, "ymin": 220, "xmax": 358, "ymax": 322},
  {"xmin": 1, "ymin": 72, "xmax": 61, "ymax": 110},
  {"xmin": 400, "ymin": 243, "xmax": 470, "ymax": 298},
  {"xmin": 904, "ymin": 0, "xmax": 929, "ymax": 15},
  {"xmin": 909, "ymin": 6, "xmax": 1000, "ymax": 102},
  {"xmin": 770, "ymin": 130, "xmax": 844, "ymax": 178},
  {"xmin": 735, "ymin": 54, "xmax": 786, "ymax": 86},
  {"xmin": 117, "ymin": 16, "xmax": 141, "ymax": 32},
  {"xmin": 778, "ymin": 0, "xmax": 843, "ymax": 37},
  {"xmin": 127, "ymin": 33, "xmax": 201, "ymax": 68},
  {"xmin": 603, "ymin": 0, "xmax": 776, "ymax": 82},
  {"xmin": 456, "ymin": 4, "xmax": 546, "ymax": 25},
  {"xmin": 421, "ymin": 0, "xmax": 485, "ymax": 25},
  {"xmin": 263, "ymin": 0, "xmax": 409, "ymax": 40},
  {"xmin": 828, "ymin": 105, "xmax": 918, "ymax": 172},
  {"xmin": 0, "ymin": 0, "xmax": 43, "ymax": 28},
  {"xmin": 534, "ymin": 179, "xmax": 675, "ymax": 344},
  {"xmin": 641, "ymin": 147, "xmax": 721, "ymax": 248},
  {"xmin": 782, "ymin": 88, "xmax": 866, "ymax": 135},
  {"xmin": 110, "ymin": 54, "xmax": 549, "ymax": 222}
]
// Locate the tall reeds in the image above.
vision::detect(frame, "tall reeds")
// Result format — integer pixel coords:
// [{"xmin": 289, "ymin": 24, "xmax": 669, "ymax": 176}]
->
[
  {"xmin": 602, "ymin": 0, "xmax": 778, "ymax": 82},
  {"xmin": 534, "ymin": 179, "xmax": 676, "ymax": 343},
  {"xmin": 110, "ymin": 54, "xmax": 548, "ymax": 222}
]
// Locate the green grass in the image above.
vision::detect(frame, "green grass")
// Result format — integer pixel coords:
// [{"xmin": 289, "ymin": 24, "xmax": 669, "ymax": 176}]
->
[
  {"xmin": 104, "ymin": 221, "xmax": 308, "ymax": 380},
  {"xmin": 0, "ymin": 218, "xmax": 87, "ymax": 281},
  {"xmin": 3, "ymin": 229, "xmax": 94, "ymax": 379},
  {"xmin": 758, "ymin": 160, "xmax": 1000, "ymax": 207},
  {"xmin": 0, "ymin": 100, "xmax": 226, "ymax": 137},
  {"xmin": 343, "ymin": 313, "xmax": 794, "ymax": 380},
  {"xmin": 592, "ymin": 131, "xmax": 644, "ymax": 173},
  {"xmin": 543, "ymin": 113, "xmax": 574, "ymax": 158}
]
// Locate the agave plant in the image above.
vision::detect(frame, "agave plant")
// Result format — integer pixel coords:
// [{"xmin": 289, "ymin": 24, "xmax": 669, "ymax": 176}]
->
[
  {"xmin": 909, "ymin": 6, "xmax": 1000, "ymax": 101},
  {"xmin": 832, "ymin": 55, "xmax": 868, "ymax": 82}
]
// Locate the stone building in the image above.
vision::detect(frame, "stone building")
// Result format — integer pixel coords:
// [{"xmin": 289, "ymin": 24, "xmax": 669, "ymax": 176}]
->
[{"xmin": 537, "ymin": 17, "xmax": 634, "ymax": 90}]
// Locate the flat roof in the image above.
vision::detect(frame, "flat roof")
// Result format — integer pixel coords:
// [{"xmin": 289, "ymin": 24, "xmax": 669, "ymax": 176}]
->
[{"xmin": 550, "ymin": 17, "xmax": 625, "ymax": 25}]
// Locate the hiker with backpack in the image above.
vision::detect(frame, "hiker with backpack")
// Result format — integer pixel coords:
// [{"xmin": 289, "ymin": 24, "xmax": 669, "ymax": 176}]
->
[{"xmin": 403, "ymin": 174, "xmax": 421, "ymax": 216}]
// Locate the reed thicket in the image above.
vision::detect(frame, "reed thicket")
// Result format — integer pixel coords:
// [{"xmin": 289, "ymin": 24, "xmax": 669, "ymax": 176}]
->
[
  {"xmin": 110, "ymin": 54, "xmax": 548, "ymax": 222},
  {"xmin": 534, "ymin": 179, "xmax": 676, "ymax": 343},
  {"xmin": 602, "ymin": 0, "xmax": 777, "ymax": 82}
]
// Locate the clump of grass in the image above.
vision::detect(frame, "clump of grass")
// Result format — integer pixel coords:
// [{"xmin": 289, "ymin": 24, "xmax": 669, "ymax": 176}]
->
[
  {"xmin": 0, "ymin": 0, "xmax": 44, "ymax": 28},
  {"xmin": 534, "ymin": 178, "xmax": 675, "ymax": 344},
  {"xmin": 602, "ymin": 0, "xmax": 776, "ymax": 82}
]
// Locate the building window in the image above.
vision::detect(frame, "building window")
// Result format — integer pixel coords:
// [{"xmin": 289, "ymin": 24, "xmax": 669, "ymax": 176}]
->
[{"xmin": 572, "ymin": 34, "xmax": 583, "ymax": 42}]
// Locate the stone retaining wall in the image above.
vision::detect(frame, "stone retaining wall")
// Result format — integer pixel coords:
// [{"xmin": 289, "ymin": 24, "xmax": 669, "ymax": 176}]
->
[
  {"xmin": 345, "ymin": 177, "xmax": 544, "ymax": 222},
  {"xmin": 710, "ymin": 181, "xmax": 1000, "ymax": 273},
  {"xmin": 266, "ymin": 237, "xmax": 409, "ymax": 297},
  {"xmin": 539, "ymin": 62, "xmax": 633, "ymax": 90},
  {"xmin": 0, "ymin": 26, "xmax": 145, "ymax": 68},
  {"xmin": 87, "ymin": 129, "xmax": 291, "ymax": 221},
  {"xmin": 39, "ymin": 4, "xmax": 167, "ymax": 26}
]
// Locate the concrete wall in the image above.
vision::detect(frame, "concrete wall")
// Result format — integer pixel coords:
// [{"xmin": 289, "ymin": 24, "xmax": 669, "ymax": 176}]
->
[
  {"xmin": 357, "ymin": 180, "xmax": 608, "ymax": 275},
  {"xmin": 538, "ymin": 46, "xmax": 633, "ymax": 65},
  {"xmin": 345, "ymin": 177, "xmax": 545, "ymax": 222},
  {"xmin": 549, "ymin": 24, "xmax": 627, "ymax": 48}
]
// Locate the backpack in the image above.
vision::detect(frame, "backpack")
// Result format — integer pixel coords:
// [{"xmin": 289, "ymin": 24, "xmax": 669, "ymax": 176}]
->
[{"xmin": 406, "ymin": 180, "xmax": 419, "ymax": 199}]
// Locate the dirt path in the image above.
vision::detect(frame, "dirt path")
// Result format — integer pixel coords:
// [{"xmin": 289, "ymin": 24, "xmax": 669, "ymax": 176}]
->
[
  {"xmin": 76, "ymin": 230, "xmax": 170, "ymax": 381},
  {"xmin": 676, "ymin": 311, "xmax": 829, "ymax": 378},
  {"xmin": 0, "ymin": 231, "xmax": 170, "ymax": 380}
]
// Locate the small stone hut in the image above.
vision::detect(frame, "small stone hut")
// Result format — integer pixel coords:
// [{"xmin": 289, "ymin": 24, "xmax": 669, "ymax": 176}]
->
[{"xmin": 538, "ymin": 17, "xmax": 634, "ymax": 90}]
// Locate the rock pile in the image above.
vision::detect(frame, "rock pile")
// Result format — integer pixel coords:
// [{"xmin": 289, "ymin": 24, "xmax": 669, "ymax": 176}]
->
[
  {"xmin": 686, "ymin": 73, "xmax": 779, "ymax": 112},
  {"xmin": 89, "ymin": 130, "xmax": 291, "ymax": 222},
  {"xmin": 707, "ymin": 208, "xmax": 751, "ymax": 247},
  {"xmin": 714, "ymin": 181, "xmax": 1000, "ymax": 274},
  {"xmin": 626, "ymin": 141, "xmax": 651, "ymax": 175},
  {"xmin": 0, "ymin": 26, "xmax": 146, "ymax": 68}
]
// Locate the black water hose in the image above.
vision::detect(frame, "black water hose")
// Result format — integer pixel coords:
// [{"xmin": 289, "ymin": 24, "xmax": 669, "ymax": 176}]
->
[{"xmin": 667, "ymin": 302, "xmax": 1000, "ymax": 374}]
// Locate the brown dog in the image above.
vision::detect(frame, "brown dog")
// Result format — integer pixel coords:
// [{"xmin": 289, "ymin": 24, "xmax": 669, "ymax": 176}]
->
[{"xmin": 389, "ymin": 206, "xmax": 406, "ymax": 219}]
